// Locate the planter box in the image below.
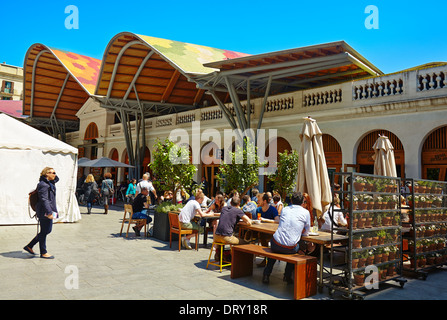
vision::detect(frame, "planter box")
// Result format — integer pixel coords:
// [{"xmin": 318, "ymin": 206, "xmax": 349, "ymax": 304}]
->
[{"xmin": 153, "ymin": 210, "xmax": 178, "ymax": 242}]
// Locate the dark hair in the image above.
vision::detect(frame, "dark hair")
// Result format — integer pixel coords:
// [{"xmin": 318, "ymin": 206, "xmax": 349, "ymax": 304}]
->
[
  {"xmin": 242, "ymin": 194, "xmax": 250, "ymax": 203},
  {"xmin": 290, "ymin": 192, "xmax": 304, "ymax": 205},
  {"xmin": 262, "ymin": 193, "xmax": 270, "ymax": 203},
  {"xmin": 230, "ymin": 196, "xmax": 241, "ymax": 207},
  {"xmin": 273, "ymin": 195, "xmax": 281, "ymax": 202}
]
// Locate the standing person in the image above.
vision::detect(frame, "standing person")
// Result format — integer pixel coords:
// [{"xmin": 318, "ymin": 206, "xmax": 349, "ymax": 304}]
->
[
  {"xmin": 262, "ymin": 192, "xmax": 311, "ymax": 284},
  {"xmin": 24, "ymin": 167, "xmax": 58, "ymax": 259},
  {"xmin": 126, "ymin": 179, "xmax": 137, "ymax": 204},
  {"xmin": 131, "ymin": 187, "xmax": 152, "ymax": 236},
  {"xmin": 135, "ymin": 173, "xmax": 157, "ymax": 203},
  {"xmin": 83, "ymin": 174, "xmax": 98, "ymax": 214},
  {"xmin": 178, "ymin": 190, "xmax": 215, "ymax": 249},
  {"xmin": 101, "ymin": 172, "xmax": 114, "ymax": 214}
]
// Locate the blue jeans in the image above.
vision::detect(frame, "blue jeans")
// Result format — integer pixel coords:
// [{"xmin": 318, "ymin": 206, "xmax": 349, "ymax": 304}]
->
[
  {"xmin": 27, "ymin": 216, "xmax": 53, "ymax": 255},
  {"xmin": 132, "ymin": 210, "xmax": 152, "ymax": 224},
  {"xmin": 263, "ymin": 239, "xmax": 302, "ymax": 278}
]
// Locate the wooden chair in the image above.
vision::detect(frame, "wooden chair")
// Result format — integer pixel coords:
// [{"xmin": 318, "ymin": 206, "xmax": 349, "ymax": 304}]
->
[
  {"xmin": 206, "ymin": 241, "xmax": 232, "ymax": 272},
  {"xmin": 120, "ymin": 204, "xmax": 147, "ymax": 238},
  {"xmin": 168, "ymin": 212, "xmax": 198, "ymax": 251}
]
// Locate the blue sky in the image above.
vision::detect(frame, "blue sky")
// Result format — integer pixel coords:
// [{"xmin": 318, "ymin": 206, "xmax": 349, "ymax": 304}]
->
[{"xmin": 2, "ymin": 0, "xmax": 446, "ymax": 74}]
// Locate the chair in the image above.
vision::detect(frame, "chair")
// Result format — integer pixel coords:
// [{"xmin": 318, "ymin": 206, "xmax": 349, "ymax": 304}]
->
[
  {"xmin": 119, "ymin": 204, "xmax": 147, "ymax": 238},
  {"xmin": 168, "ymin": 212, "xmax": 198, "ymax": 251},
  {"xmin": 206, "ymin": 241, "xmax": 232, "ymax": 272}
]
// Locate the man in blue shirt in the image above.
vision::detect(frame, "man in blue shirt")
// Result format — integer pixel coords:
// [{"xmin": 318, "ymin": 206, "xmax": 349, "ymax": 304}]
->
[
  {"xmin": 262, "ymin": 192, "xmax": 311, "ymax": 284},
  {"xmin": 256, "ymin": 193, "xmax": 279, "ymax": 223}
]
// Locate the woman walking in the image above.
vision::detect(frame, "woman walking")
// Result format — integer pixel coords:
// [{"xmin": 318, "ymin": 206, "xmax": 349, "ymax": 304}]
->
[
  {"xmin": 23, "ymin": 167, "xmax": 58, "ymax": 259},
  {"xmin": 83, "ymin": 174, "xmax": 98, "ymax": 214},
  {"xmin": 101, "ymin": 172, "xmax": 114, "ymax": 214}
]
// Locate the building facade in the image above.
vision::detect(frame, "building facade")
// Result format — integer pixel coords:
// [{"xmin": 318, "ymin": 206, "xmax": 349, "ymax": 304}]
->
[{"xmin": 0, "ymin": 62, "xmax": 23, "ymax": 101}]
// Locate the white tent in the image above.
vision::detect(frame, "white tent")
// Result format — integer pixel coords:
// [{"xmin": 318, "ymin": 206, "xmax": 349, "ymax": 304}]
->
[{"xmin": 0, "ymin": 113, "xmax": 81, "ymax": 225}]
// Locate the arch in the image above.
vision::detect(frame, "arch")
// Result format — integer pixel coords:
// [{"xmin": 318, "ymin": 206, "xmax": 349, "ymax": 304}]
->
[
  {"xmin": 322, "ymin": 134, "xmax": 342, "ymax": 173},
  {"xmin": 356, "ymin": 129, "xmax": 405, "ymax": 178},
  {"xmin": 265, "ymin": 136, "xmax": 293, "ymax": 161},
  {"xmin": 201, "ymin": 141, "xmax": 221, "ymax": 196},
  {"xmin": 84, "ymin": 122, "xmax": 98, "ymax": 140},
  {"xmin": 421, "ymin": 125, "xmax": 447, "ymax": 181},
  {"xmin": 109, "ymin": 148, "xmax": 119, "ymax": 184}
]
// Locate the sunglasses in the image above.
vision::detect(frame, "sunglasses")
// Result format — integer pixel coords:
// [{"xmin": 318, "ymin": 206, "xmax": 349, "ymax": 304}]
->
[{"xmin": 48, "ymin": 172, "xmax": 56, "ymax": 174}]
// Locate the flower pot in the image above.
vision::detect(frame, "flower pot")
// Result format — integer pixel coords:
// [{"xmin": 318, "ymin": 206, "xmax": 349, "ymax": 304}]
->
[
  {"xmin": 353, "ymin": 274, "xmax": 365, "ymax": 287},
  {"xmin": 365, "ymin": 217, "xmax": 373, "ymax": 228},
  {"xmin": 371, "ymin": 237, "xmax": 379, "ymax": 246},
  {"xmin": 381, "ymin": 253, "xmax": 389, "ymax": 263},
  {"xmin": 389, "ymin": 251, "xmax": 397, "ymax": 261},
  {"xmin": 352, "ymin": 218, "xmax": 358, "ymax": 229},
  {"xmin": 354, "ymin": 182, "xmax": 365, "ymax": 191},
  {"xmin": 427, "ymin": 256, "xmax": 436, "ymax": 265},
  {"xmin": 380, "ymin": 269, "xmax": 387, "ymax": 280},
  {"xmin": 353, "ymin": 239, "xmax": 362, "ymax": 249},
  {"xmin": 153, "ymin": 209, "xmax": 177, "ymax": 242},
  {"xmin": 358, "ymin": 258, "xmax": 366, "ymax": 268},
  {"xmin": 366, "ymin": 256, "xmax": 374, "ymax": 266},
  {"xmin": 362, "ymin": 237, "xmax": 372, "ymax": 248},
  {"xmin": 378, "ymin": 237, "xmax": 386, "ymax": 245},
  {"xmin": 357, "ymin": 218, "xmax": 366, "ymax": 229},
  {"xmin": 374, "ymin": 254, "xmax": 382, "ymax": 264},
  {"xmin": 352, "ymin": 258, "xmax": 359, "ymax": 269},
  {"xmin": 387, "ymin": 265, "xmax": 396, "ymax": 276},
  {"xmin": 358, "ymin": 202, "xmax": 367, "ymax": 210}
]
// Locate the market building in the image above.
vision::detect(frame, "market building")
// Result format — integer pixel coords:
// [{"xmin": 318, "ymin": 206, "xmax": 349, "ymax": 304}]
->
[{"xmin": 21, "ymin": 32, "xmax": 447, "ymax": 194}]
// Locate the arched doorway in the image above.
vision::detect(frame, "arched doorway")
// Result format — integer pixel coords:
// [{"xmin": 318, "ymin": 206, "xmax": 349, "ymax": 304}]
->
[
  {"xmin": 84, "ymin": 122, "xmax": 99, "ymax": 160},
  {"xmin": 264, "ymin": 137, "xmax": 293, "ymax": 192},
  {"xmin": 122, "ymin": 149, "xmax": 130, "ymax": 180},
  {"xmin": 109, "ymin": 148, "xmax": 119, "ymax": 185},
  {"xmin": 322, "ymin": 134, "xmax": 342, "ymax": 183},
  {"xmin": 356, "ymin": 130, "xmax": 405, "ymax": 178},
  {"xmin": 422, "ymin": 126, "xmax": 447, "ymax": 181},
  {"xmin": 201, "ymin": 141, "xmax": 221, "ymax": 197}
]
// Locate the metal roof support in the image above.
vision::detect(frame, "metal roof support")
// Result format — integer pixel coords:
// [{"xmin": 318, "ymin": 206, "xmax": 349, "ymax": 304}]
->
[
  {"xmin": 122, "ymin": 51, "xmax": 154, "ymax": 103},
  {"xmin": 106, "ymin": 40, "xmax": 144, "ymax": 100},
  {"xmin": 30, "ymin": 49, "xmax": 50, "ymax": 118},
  {"xmin": 224, "ymin": 76, "xmax": 247, "ymax": 131},
  {"xmin": 255, "ymin": 75, "xmax": 273, "ymax": 146}
]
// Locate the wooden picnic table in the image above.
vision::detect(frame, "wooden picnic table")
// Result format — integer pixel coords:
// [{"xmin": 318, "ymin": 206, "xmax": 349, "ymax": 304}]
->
[{"xmin": 238, "ymin": 221, "xmax": 348, "ymax": 291}]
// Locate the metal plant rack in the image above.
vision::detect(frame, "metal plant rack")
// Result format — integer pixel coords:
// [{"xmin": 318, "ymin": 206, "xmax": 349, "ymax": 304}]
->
[
  {"xmin": 326, "ymin": 172, "xmax": 407, "ymax": 300},
  {"xmin": 401, "ymin": 178, "xmax": 447, "ymax": 280}
]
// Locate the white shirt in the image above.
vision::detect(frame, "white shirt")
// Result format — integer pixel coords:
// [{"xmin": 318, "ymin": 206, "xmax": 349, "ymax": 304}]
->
[
  {"xmin": 179, "ymin": 200, "xmax": 201, "ymax": 223},
  {"xmin": 273, "ymin": 205, "xmax": 310, "ymax": 247},
  {"xmin": 136, "ymin": 180, "xmax": 154, "ymax": 193},
  {"xmin": 321, "ymin": 206, "xmax": 347, "ymax": 232}
]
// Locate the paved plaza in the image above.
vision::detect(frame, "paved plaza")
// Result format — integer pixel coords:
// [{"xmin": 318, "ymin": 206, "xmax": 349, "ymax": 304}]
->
[{"xmin": 1, "ymin": 203, "xmax": 447, "ymax": 301}]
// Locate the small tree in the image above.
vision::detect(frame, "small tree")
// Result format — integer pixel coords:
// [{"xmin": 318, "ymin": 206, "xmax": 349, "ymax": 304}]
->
[
  {"xmin": 267, "ymin": 149, "xmax": 299, "ymax": 200},
  {"xmin": 149, "ymin": 138, "xmax": 197, "ymax": 204},
  {"xmin": 217, "ymin": 138, "xmax": 266, "ymax": 196}
]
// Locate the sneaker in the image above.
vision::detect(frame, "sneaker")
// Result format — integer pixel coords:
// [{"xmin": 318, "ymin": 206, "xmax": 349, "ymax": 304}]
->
[
  {"xmin": 133, "ymin": 226, "xmax": 141, "ymax": 237},
  {"xmin": 182, "ymin": 237, "xmax": 192, "ymax": 250}
]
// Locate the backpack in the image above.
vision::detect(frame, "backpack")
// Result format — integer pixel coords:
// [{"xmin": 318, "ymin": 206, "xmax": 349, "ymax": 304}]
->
[{"xmin": 29, "ymin": 189, "xmax": 39, "ymax": 212}]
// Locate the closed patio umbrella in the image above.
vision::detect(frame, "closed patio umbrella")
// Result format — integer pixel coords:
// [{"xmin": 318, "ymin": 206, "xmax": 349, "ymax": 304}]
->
[
  {"xmin": 78, "ymin": 157, "xmax": 134, "ymax": 168},
  {"xmin": 372, "ymin": 134, "xmax": 397, "ymax": 177},
  {"xmin": 297, "ymin": 117, "xmax": 332, "ymax": 218}
]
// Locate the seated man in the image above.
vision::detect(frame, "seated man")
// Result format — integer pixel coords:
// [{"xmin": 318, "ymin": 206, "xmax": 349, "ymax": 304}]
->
[
  {"xmin": 262, "ymin": 192, "xmax": 311, "ymax": 284},
  {"xmin": 131, "ymin": 187, "xmax": 153, "ymax": 236},
  {"xmin": 178, "ymin": 190, "xmax": 215, "ymax": 249},
  {"xmin": 241, "ymin": 194, "xmax": 257, "ymax": 219},
  {"xmin": 214, "ymin": 196, "xmax": 252, "ymax": 245},
  {"xmin": 256, "ymin": 193, "xmax": 279, "ymax": 223}
]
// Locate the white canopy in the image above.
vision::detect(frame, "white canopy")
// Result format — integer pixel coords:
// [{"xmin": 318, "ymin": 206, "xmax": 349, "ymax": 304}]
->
[{"xmin": 0, "ymin": 113, "xmax": 81, "ymax": 225}]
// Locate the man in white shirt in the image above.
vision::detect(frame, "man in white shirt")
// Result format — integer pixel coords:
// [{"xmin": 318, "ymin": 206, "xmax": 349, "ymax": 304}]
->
[
  {"xmin": 178, "ymin": 190, "xmax": 215, "ymax": 249},
  {"xmin": 262, "ymin": 192, "xmax": 311, "ymax": 284},
  {"xmin": 135, "ymin": 173, "xmax": 157, "ymax": 202}
]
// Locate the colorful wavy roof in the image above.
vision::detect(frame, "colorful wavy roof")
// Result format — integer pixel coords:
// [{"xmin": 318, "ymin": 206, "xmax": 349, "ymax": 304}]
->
[
  {"xmin": 136, "ymin": 34, "xmax": 251, "ymax": 75},
  {"xmin": 50, "ymin": 48, "xmax": 101, "ymax": 95}
]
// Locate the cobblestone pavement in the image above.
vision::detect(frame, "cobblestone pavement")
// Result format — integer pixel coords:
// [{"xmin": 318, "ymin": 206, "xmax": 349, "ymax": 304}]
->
[{"xmin": 1, "ymin": 203, "xmax": 446, "ymax": 301}]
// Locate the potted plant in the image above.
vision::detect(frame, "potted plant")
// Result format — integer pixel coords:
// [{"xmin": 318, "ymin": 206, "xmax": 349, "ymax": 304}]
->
[
  {"xmin": 386, "ymin": 263, "xmax": 396, "ymax": 276},
  {"xmin": 373, "ymin": 212, "xmax": 382, "ymax": 228},
  {"xmin": 381, "ymin": 246, "xmax": 390, "ymax": 262},
  {"xmin": 362, "ymin": 233, "xmax": 372, "ymax": 248},
  {"xmin": 373, "ymin": 247, "xmax": 383, "ymax": 264},
  {"xmin": 366, "ymin": 250, "xmax": 375, "ymax": 266},
  {"xmin": 388, "ymin": 245, "xmax": 398, "ymax": 261},
  {"xmin": 365, "ymin": 212, "xmax": 373, "ymax": 228},
  {"xmin": 353, "ymin": 271, "xmax": 365, "ymax": 287},
  {"xmin": 358, "ymin": 250, "xmax": 367, "ymax": 268},
  {"xmin": 153, "ymin": 202, "xmax": 183, "ymax": 241},
  {"xmin": 354, "ymin": 176, "xmax": 366, "ymax": 192},
  {"xmin": 352, "ymin": 252, "xmax": 360, "ymax": 269},
  {"xmin": 426, "ymin": 253, "xmax": 436, "ymax": 265},
  {"xmin": 417, "ymin": 255, "xmax": 426, "ymax": 268},
  {"xmin": 377, "ymin": 229, "xmax": 387, "ymax": 245},
  {"xmin": 353, "ymin": 234, "xmax": 362, "ymax": 249}
]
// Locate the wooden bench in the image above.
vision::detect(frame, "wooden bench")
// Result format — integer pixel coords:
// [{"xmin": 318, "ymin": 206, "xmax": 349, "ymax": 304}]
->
[{"xmin": 231, "ymin": 244, "xmax": 317, "ymax": 300}]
